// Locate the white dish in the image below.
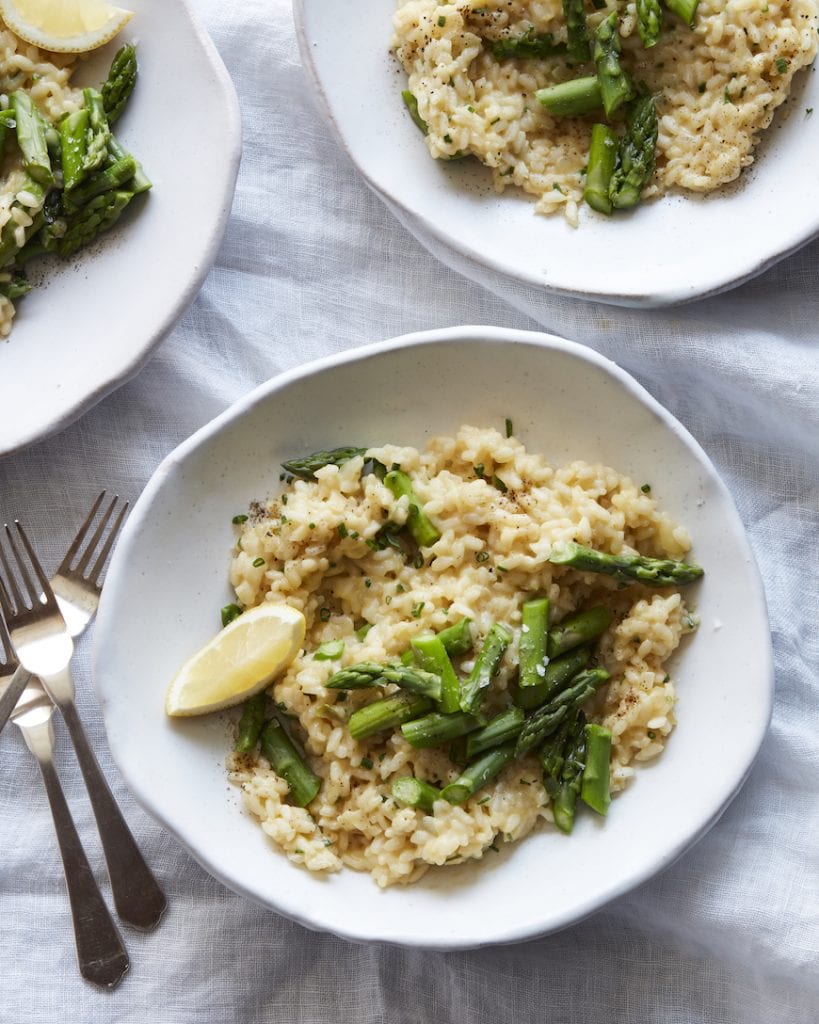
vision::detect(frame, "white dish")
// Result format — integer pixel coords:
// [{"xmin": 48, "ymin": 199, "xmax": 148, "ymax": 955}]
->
[
  {"xmin": 0, "ymin": 0, "xmax": 241, "ymax": 457},
  {"xmin": 295, "ymin": 0, "xmax": 817, "ymax": 308},
  {"xmin": 94, "ymin": 325, "xmax": 772, "ymax": 948}
]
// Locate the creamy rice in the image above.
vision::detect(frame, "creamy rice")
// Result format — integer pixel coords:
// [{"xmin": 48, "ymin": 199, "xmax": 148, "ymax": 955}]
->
[
  {"xmin": 227, "ymin": 425, "xmax": 698, "ymax": 887},
  {"xmin": 393, "ymin": 0, "xmax": 818, "ymax": 224},
  {"xmin": 0, "ymin": 20, "xmax": 82, "ymax": 338}
]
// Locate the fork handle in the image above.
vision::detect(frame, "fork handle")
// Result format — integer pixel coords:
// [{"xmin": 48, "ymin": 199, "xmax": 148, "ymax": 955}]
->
[
  {"xmin": 27, "ymin": 729, "xmax": 130, "ymax": 989},
  {"xmin": 55, "ymin": 687, "xmax": 167, "ymax": 931},
  {"xmin": 0, "ymin": 666, "xmax": 30, "ymax": 736}
]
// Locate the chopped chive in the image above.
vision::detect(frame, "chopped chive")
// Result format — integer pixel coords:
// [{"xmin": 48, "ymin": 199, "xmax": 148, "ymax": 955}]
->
[
  {"xmin": 413, "ymin": 553, "xmax": 425, "ymax": 569},
  {"xmin": 396, "ymin": 583, "xmax": 405, "ymax": 593},
  {"xmin": 252, "ymin": 557, "xmax": 265, "ymax": 568},
  {"xmin": 492, "ymin": 475, "xmax": 508, "ymax": 493},
  {"xmin": 364, "ymin": 578, "xmax": 372, "ymax": 588},
  {"xmin": 641, "ymin": 483, "xmax": 651, "ymax": 493},
  {"xmin": 505, "ymin": 417, "xmax": 513, "ymax": 437},
  {"xmin": 476, "ymin": 551, "xmax": 490, "ymax": 563},
  {"xmin": 338, "ymin": 523, "xmax": 348, "ymax": 538},
  {"xmin": 360, "ymin": 756, "xmax": 374, "ymax": 769},
  {"xmin": 232, "ymin": 513, "xmax": 248, "ymax": 524},
  {"xmin": 775, "ymin": 57, "xmax": 788, "ymax": 73},
  {"xmin": 221, "ymin": 603, "xmax": 242, "ymax": 627},
  {"xmin": 438, "ymin": 15, "xmax": 446, "ymax": 26},
  {"xmin": 475, "ymin": 463, "xmax": 485, "ymax": 478},
  {"xmin": 319, "ymin": 607, "xmax": 331, "ymax": 622},
  {"xmin": 355, "ymin": 622, "xmax": 373, "ymax": 640},
  {"xmin": 281, "ymin": 494, "xmax": 288, "ymax": 505},
  {"xmin": 412, "ymin": 601, "xmax": 425, "ymax": 618}
]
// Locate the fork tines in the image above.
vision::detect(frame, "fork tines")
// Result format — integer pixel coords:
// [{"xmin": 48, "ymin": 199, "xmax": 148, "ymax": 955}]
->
[
  {"xmin": 58, "ymin": 492, "xmax": 130, "ymax": 587},
  {"xmin": 0, "ymin": 582, "xmax": 15, "ymax": 671},
  {"xmin": 0, "ymin": 521, "xmax": 58, "ymax": 619}
]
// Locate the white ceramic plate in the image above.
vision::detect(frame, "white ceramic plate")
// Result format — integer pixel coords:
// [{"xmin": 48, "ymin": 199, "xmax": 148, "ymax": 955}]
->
[
  {"xmin": 0, "ymin": 0, "xmax": 241, "ymax": 457},
  {"xmin": 94, "ymin": 326, "xmax": 772, "ymax": 948},
  {"xmin": 295, "ymin": 0, "xmax": 817, "ymax": 307}
]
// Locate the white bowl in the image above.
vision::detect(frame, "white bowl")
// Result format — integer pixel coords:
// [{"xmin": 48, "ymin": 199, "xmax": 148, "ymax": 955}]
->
[
  {"xmin": 295, "ymin": 0, "xmax": 818, "ymax": 308},
  {"xmin": 0, "ymin": 0, "xmax": 241, "ymax": 456},
  {"xmin": 94, "ymin": 326, "xmax": 772, "ymax": 947}
]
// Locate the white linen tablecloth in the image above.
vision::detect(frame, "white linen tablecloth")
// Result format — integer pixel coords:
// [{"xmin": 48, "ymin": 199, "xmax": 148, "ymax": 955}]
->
[{"xmin": 1, "ymin": 2, "xmax": 818, "ymax": 1020}]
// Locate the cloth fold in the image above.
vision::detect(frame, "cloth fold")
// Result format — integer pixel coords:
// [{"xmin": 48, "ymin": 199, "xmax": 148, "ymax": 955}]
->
[{"xmin": 0, "ymin": 2, "xmax": 817, "ymax": 1020}]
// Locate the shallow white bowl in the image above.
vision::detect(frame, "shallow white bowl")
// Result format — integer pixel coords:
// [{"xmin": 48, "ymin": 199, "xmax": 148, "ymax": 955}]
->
[
  {"xmin": 94, "ymin": 325, "xmax": 772, "ymax": 948},
  {"xmin": 0, "ymin": 0, "xmax": 241, "ymax": 456},
  {"xmin": 295, "ymin": 0, "xmax": 817, "ymax": 307}
]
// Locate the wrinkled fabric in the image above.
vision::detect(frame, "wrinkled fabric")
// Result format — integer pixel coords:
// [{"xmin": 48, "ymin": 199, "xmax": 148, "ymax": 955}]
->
[{"xmin": 1, "ymin": 2, "xmax": 818, "ymax": 1021}]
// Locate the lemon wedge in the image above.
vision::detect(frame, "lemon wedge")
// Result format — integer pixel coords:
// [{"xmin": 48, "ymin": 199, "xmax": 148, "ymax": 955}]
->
[
  {"xmin": 165, "ymin": 603, "xmax": 306, "ymax": 717},
  {"xmin": 0, "ymin": 0, "xmax": 134, "ymax": 53}
]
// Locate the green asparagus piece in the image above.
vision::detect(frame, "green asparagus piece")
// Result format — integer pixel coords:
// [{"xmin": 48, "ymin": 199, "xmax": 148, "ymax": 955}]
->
[
  {"xmin": 107, "ymin": 134, "xmax": 152, "ymax": 194},
  {"xmin": 326, "ymin": 661, "xmax": 442, "ymax": 700},
  {"xmin": 544, "ymin": 712, "xmax": 587, "ymax": 834},
  {"xmin": 401, "ymin": 710, "xmax": 483, "ymax": 748},
  {"xmin": 549, "ymin": 539, "xmax": 703, "ymax": 586},
  {"xmin": 55, "ymin": 189, "xmax": 134, "ymax": 258},
  {"xmin": 609, "ymin": 95, "xmax": 659, "ymax": 210},
  {"xmin": 221, "ymin": 602, "xmax": 243, "ymax": 627},
  {"xmin": 410, "ymin": 634, "xmax": 460, "ymax": 713},
  {"xmin": 465, "ymin": 706, "xmax": 524, "ymax": 758},
  {"xmin": 547, "ymin": 605, "xmax": 612, "ymax": 659},
  {"xmin": 0, "ymin": 107, "xmax": 13, "ymax": 154},
  {"xmin": 60, "ymin": 109, "xmax": 89, "ymax": 191},
  {"xmin": 392, "ymin": 777, "xmax": 442, "ymax": 812},
  {"xmin": 82, "ymin": 88, "xmax": 111, "ymax": 175},
  {"xmin": 583, "ymin": 123, "xmax": 618, "ymax": 215},
  {"xmin": 594, "ymin": 12, "xmax": 635, "ymax": 117},
  {"xmin": 0, "ymin": 273, "xmax": 32, "ymax": 299},
  {"xmin": 459, "ymin": 623, "xmax": 512, "ymax": 715},
  {"xmin": 62, "ymin": 156, "xmax": 137, "ymax": 213},
  {"xmin": 515, "ymin": 668, "xmax": 609, "ymax": 755},
  {"xmin": 536, "ymin": 77, "xmax": 603, "ymax": 117},
  {"xmin": 637, "ymin": 0, "xmax": 663, "ymax": 47},
  {"xmin": 402, "ymin": 90, "xmax": 428, "ymax": 134},
  {"xmin": 491, "ymin": 28, "xmax": 566, "ymax": 59},
  {"xmin": 441, "ymin": 741, "xmax": 517, "ymax": 804},
  {"xmin": 563, "ymin": 0, "xmax": 591, "ymax": 61},
  {"xmin": 384, "ymin": 470, "xmax": 441, "ymax": 549},
  {"xmin": 435, "ymin": 617, "xmax": 473, "ymax": 657},
  {"xmin": 518, "ymin": 597, "xmax": 550, "ymax": 689},
  {"xmin": 581, "ymin": 723, "xmax": 612, "ymax": 814},
  {"xmin": 11, "ymin": 91, "xmax": 53, "ymax": 187},
  {"xmin": 0, "ymin": 176, "xmax": 45, "ymax": 267},
  {"xmin": 664, "ymin": 0, "xmax": 699, "ymax": 25},
  {"xmin": 102, "ymin": 44, "xmax": 137, "ymax": 125},
  {"xmin": 514, "ymin": 645, "xmax": 591, "ymax": 710},
  {"xmin": 234, "ymin": 692, "xmax": 267, "ymax": 753},
  {"xmin": 281, "ymin": 446, "xmax": 367, "ymax": 480},
  {"xmin": 348, "ymin": 693, "xmax": 433, "ymax": 740},
  {"xmin": 260, "ymin": 718, "xmax": 321, "ymax": 806}
]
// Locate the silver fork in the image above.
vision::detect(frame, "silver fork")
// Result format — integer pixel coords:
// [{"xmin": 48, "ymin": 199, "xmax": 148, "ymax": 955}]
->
[
  {"xmin": 0, "ymin": 597, "xmax": 28, "ymax": 731},
  {"xmin": 0, "ymin": 513, "xmax": 167, "ymax": 932},
  {"xmin": 8, "ymin": 652, "xmax": 130, "ymax": 989}
]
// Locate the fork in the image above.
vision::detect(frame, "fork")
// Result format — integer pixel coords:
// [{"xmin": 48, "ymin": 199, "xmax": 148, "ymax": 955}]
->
[
  {"xmin": 0, "ymin": 599, "xmax": 28, "ymax": 732},
  {"xmin": 8, "ymin": 663, "xmax": 130, "ymax": 988},
  {"xmin": 0, "ymin": 513, "xmax": 167, "ymax": 932}
]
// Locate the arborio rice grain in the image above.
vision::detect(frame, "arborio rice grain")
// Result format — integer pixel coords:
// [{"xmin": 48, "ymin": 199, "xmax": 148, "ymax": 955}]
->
[
  {"xmin": 227, "ymin": 425, "xmax": 698, "ymax": 887},
  {"xmin": 392, "ymin": 0, "xmax": 818, "ymax": 225}
]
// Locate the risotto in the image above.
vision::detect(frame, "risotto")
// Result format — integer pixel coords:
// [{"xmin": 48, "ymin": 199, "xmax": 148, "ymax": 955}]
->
[
  {"xmin": 226, "ymin": 425, "xmax": 701, "ymax": 887},
  {"xmin": 392, "ymin": 0, "xmax": 819, "ymax": 224}
]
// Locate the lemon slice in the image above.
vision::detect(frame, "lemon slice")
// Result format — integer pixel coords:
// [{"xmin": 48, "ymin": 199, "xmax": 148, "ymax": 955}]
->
[
  {"xmin": 165, "ymin": 603, "xmax": 306, "ymax": 717},
  {"xmin": 0, "ymin": 0, "xmax": 133, "ymax": 53}
]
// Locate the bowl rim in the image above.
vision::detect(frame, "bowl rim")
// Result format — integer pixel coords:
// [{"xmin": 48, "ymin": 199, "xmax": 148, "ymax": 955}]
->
[{"xmin": 94, "ymin": 324, "xmax": 774, "ymax": 947}]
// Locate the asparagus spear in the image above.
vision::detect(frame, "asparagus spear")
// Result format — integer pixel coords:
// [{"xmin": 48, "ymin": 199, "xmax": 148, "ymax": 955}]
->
[
  {"xmin": 547, "ymin": 605, "xmax": 612, "ymax": 659},
  {"xmin": 459, "ymin": 623, "xmax": 512, "ymax": 715},
  {"xmin": 260, "ymin": 719, "xmax": 320, "ymax": 806},
  {"xmin": 609, "ymin": 95, "xmax": 659, "ymax": 210},
  {"xmin": 435, "ymin": 617, "xmax": 473, "ymax": 657},
  {"xmin": 281, "ymin": 446, "xmax": 367, "ymax": 480},
  {"xmin": 401, "ymin": 710, "xmax": 483, "ymax": 748},
  {"xmin": 637, "ymin": 0, "xmax": 663, "ymax": 47},
  {"xmin": 0, "ymin": 176, "xmax": 46, "ymax": 268},
  {"xmin": 60, "ymin": 109, "xmax": 89, "ymax": 191},
  {"xmin": 664, "ymin": 0, "xmax": 699, "ymax": 25},
  {"xmin": 584, "ymin": 124, "xmax": 618, "ymax": 215},
  {"xmin": 465, "ymin": 707, "xmax": 524, "ymax": 758},
  {"xmin": 491, "ymin": 29, "xmax": 566, "ymax": 59},
  {"xmin": 515, "ymin": 668, "xmax": 609, "ymax": 755},
  {"xmin": 348, "ymin": 693, "xmax": 433, "ymax": 740},
  {"xmin": 441, "ymin": 741, "xmax": 517, "ymax": 804},
  {"xmin": 11, "ymin": 91, "xmax": 53, "ymax": 187},
  {"xmin": 581, "ymin": 723, "xmax": 612, "ymax": 814},
  {"xmin": 102, "ymin": 44, "xmax": 138, "ymax": 125},
  {"xmin": 594, "ymin": 12, "xmax": 635, "ymax": 118},
  {"xmin": 62, "ymin": 155, "xmax": 137, "ymax": 214},
  {"xmin": 391, "ymin": 777, "xmax": 441, "ymax": 813},
  {"xmin": 410, "ymin": 634, "xmax": 460, "ymax": 712},
  {"xmin": 82, "ymin": 88, "xmax": 111, "ymax": 175},
  {"xmin": 234, "ymin": 692, "xmax": 267, "ymax": 753},
  {"xmin": 0, "ymin": 273, "xmax": 32, "ymax": 299},
  {"xmin": 541, "ymin": 711, "xmax": 586, "ymax": 833},
  {"xmin": 514, "ymin": 645, "xmax": 591, "ymax": 710},
  {"xmin": 518, "ymin": 597, "xmax": 549, "ymax": 689},
  {"xmin": 55, "ymin": 189, "xmax": 134, "ymax": 258},
  {"xmin": 107, "ymin": 134, "xmax": 152, "ymax": 194},
  {"xmin": 536, "ymin": 77, "xmax": 602, "ymax": 117},
  {"xmin": 402, "ymin": 90, "xmax": 428, "ymax": 134},
  {"xmin": 563, "ymin": 0, "xmax": 591, "ymax": 61},
  {"xmin": 384, "ymin": 470, "xmax": 441, "ymax": 549},
  {"xmin": 326, "ymin": 661, "xmax": 442, "ymax": 700},
  {"xmin": 549, "ymin": 540, "xmax": 703, "ymax": 586}
]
